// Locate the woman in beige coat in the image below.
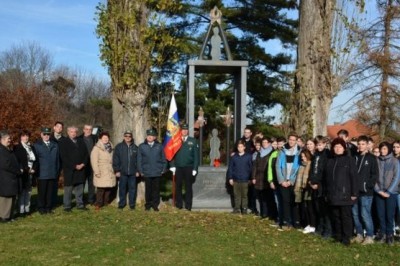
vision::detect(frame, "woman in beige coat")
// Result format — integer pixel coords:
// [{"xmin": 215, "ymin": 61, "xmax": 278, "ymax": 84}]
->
[{"xmin": 90, "ymin": 132, "xmax": 116, "ymax": 210}]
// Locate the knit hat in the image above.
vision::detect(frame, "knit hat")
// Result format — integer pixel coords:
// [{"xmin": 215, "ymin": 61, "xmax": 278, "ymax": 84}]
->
[{"xmin": 331, "ymin": 137, "xmax": 347, "ymax": 151}]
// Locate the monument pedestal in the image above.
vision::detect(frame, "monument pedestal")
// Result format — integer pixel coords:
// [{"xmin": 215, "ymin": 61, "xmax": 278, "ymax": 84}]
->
[{"xmin": 192, "ymin": 166, "xmax": 232, "ymax": 211}]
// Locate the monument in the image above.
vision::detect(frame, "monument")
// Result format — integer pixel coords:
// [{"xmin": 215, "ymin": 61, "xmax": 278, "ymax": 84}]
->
[{"xmin": 188, "ymin": 7, "xmax": 248, "ymax": 211}]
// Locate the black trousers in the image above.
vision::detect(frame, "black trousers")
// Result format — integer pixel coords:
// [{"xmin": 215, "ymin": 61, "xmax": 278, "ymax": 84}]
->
[
  {"xmin": 248, "ymin": 184, "xmax": 257, "ymax": 213},
  {"xmin": 255, "ymin": 189, "xmax": 268, "ymax": 217},
  {"xmin": 37, "ymin": 179, "xmax": 55, "ymax": 212},
  {"xmin": 331, "ymin": 205, "xmax": 353, "ymax": 243},
  {"xmin": 145, "ymin": 176, "xmax": 160, "ymax": 210},
  {"xmin": 176, "ymin": 167, "xmax": 194, "ymax": 210},
  {"xmin": 279, "ymin": 185, "xmax": 294, "ymax": 226}
]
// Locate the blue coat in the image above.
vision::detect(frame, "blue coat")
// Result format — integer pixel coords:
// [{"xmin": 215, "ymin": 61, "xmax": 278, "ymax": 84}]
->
[
  {"xmin": 113, "ymin": 141, "xmax": 138, "ymax": 176},
  {"xmin": 34, "ymin": 140, "xmax": 60, "ymax": 180},
  {"xmin": 227, "ymin": 153, "xmax": 253, "ymax": 182},
  {"xmin": 137, "ymin": 141, "xmax": 167, "ymax": 178},
  {"xmin": 276, "ymin": 144, "xmax": 301, "ymax": 184}
]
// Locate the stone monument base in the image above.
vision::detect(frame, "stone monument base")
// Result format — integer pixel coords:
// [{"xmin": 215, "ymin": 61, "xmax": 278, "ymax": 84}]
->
[{"xmin": 192, "ymin": 166, "xmax": 232, "ymax": 211}]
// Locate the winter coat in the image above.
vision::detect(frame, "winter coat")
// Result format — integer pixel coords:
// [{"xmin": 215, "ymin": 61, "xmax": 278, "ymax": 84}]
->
[
  {"xmin": 34, "ymin": 140, "xmax": 60, "ymax": 180},
  {"xmin": 294, "ymin": 161, "xmax": 311, "ymax": 203},
  {"xmin": 170, "ymin": 136, "xmax": 199, "ymax": 171},
  {"xmin": 227, "ymin": 152, "xmax": 253, "ymax": 182},
  {"xmin": 113, "ymin": 141, "xmax": 138, "ymax": 176},
  {"xmin": 59, "ymin": 137, "xmax": 89, "ymax": 186},
  {"xmin": 267, "ymin": 150, "xmax": 279, "ymax": 185},
  {"xmin": 0, "ymin": 144, "xmax": 21, "ymax": 197},
  {"xmin": 78, "ymin": 133, "xmax": 97, "ymax": 177},
  {"xmin": 14, "ymin": 143, "xmax": 38, "ymax": 189},
  {"xmin": 375, "ymin": 153, "xmax": 400, "ymax": 194},
  {"xmin": 252, "ymin": 151, "xmax": 272, "ymax": 190},
  {"xmin": 309, "ymin": 148, "xmax": 330, "ymax": 197},
  {"xmin": 137, "ymin": 141, "xmax": 167, "ymax": 178},
  {"xmin": 324, "ymin": 154, "xmax": 359, "ymax": 206},
  {"xmin": 355, "ymin": 152, "xmax": 379, "ymax": 196},
  {"xmin": 276, "ymin": 144, "xmax": 301, "ymax": 184},
  {"xmin": 90, "ymin": 141, "xmax": 116, "ymax": 188}
]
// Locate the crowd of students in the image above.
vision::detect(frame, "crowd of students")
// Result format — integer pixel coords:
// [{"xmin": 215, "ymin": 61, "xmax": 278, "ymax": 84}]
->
[{"xmin": 227, "ymin": 128, "xmax": 400, "ymax": 246}]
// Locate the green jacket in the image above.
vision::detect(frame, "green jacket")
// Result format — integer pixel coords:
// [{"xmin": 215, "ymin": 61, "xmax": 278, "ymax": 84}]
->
[
  {"xmin": 267, "ymin": 150, "xmax": 279, "ymax": 183},
  {"xmin": 170, "ymin": 136, "xmax": 199, "ymax": 171}
]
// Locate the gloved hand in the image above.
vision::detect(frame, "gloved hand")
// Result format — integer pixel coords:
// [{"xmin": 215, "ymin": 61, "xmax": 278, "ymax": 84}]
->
[
  {"xmin": 170, "ymin": 167, "xmax": 176, "ymax": 174},
  {"xmin": 192, "ymin": 170, "xmax": 197, "ymax": 176}
]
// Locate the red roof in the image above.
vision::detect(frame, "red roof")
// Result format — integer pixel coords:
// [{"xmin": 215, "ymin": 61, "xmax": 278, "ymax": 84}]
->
[{"xmin": 327, "ymin": 119, "xmax": 377, "ymax": 140}]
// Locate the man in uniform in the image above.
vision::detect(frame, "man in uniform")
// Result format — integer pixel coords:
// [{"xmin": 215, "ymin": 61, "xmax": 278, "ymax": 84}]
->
[{"xmin": 170, "ymin": 124, "xmax": 199, "ymax": 211}]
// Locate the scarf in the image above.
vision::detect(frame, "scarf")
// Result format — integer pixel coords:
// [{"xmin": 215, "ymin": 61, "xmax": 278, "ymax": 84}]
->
[
  {"xmin": 22, "ymin": 142, "xmax": 36, "ymax": 168},
  {"xmin": 260, "ymin": 146, "xmax": 273, "ymax": 158},
  {"xmin": 295, "ymin": 161, "xmax": 311, "ymax": 192},
  {"xmin": 104, "ymin": 143, "xmax": 112, "ymax": 153}
]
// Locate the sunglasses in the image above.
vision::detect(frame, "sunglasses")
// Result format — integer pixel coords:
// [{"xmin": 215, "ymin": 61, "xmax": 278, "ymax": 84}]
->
[{"xmin": 43, "ymin": 133, "xmax": 51, "ymax": 136}]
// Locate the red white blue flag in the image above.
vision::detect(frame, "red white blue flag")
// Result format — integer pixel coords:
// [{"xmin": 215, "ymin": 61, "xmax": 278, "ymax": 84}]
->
[{"xmin": 163, "ymin": 94, "xmax": 182, "ymax": 161}]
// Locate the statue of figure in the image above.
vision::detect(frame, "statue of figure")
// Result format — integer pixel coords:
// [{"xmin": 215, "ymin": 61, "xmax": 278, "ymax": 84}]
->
[
  {"xmin": 210, "ymin": 27, "xmax": 221, "ymax": 60},
  {"xmin": 209, "ymin": 128, "xmax": 221, "ymax": 166}
]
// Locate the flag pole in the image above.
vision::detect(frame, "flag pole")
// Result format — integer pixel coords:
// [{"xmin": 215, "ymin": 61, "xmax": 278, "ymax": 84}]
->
[{"xmin": 172, "ymin": 173, "xmax": 176, "ymax": 207}]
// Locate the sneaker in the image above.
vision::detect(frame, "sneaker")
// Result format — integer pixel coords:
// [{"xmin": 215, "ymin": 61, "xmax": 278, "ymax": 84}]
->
[
  {"xmin": 375, "ymin": 233, "xmax": 386, "ymax": 243},
  {"xmin": 241, "ymin": 208, "xmax": 249, "ymax": 215},
  {"xmin": 386, "ymin": 235, "xmax": 394, "ymax": 245},
  {"xmin": 362, "ymin": 236, "xmax": 374, "ymax": 245},
  {"xmin": 303, "ymin": 226, "xmax": 316, "ymax": 234},
  {"xmin": 278, "ymin": 225, "xmax": 293, "ymax": 232},
  {"xmin": 351, "ymin": 234, "xmax": 364, "ymax": 244},
  {"xmin": 231, "ymin": 209, "xmax": 241, "ymax": 214}
]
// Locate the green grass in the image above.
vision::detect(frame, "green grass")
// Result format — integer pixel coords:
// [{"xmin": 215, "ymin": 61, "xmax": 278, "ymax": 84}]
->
[{"xmin": 0, "ymin": 200, "xmax": 399, "ymax": 265}]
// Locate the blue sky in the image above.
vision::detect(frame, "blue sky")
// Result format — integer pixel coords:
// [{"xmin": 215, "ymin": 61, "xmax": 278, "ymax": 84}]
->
[
  {"xmin": 0, "ymin": 0, "xmax": 380, "ymax": 125},
  {"xmin": 0, "ymin": 0, "xmax": 108, "ymax": 78}
]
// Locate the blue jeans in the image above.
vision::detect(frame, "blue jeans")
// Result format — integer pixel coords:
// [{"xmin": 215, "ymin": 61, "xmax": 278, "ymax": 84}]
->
[
  {"xmin": 375, "ymin": 193, "xmax": 397, "ymax": 236},
  {"xmin": 352, "ymin": 196, "xmax": 374, "ymax": 237},
  {"xmin": 118, "ymin": 175, "xmax": 137, "ymax": 208},
  {"xmin": 273, "ymin": 187, "xmax": 283, "ymax": 225}
]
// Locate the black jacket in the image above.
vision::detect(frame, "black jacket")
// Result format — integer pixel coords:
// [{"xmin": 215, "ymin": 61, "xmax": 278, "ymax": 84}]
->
[
  {"xmin": 59, "ymin": 137, "xmax": 89, "ymax": 186},
  {"xmin": 113, "ymin": 141, "xmax": 138, "ymax": 176},
  {"xmin": 14, "ymin": 144, "xmax": 38, "ymax": 189},
  {"xmin": 355, "ymin": 152, "xmax": 379, "ymax": 196},
  {"xmin": 324, "ymin": 154, "xmax": 359, "ymax": 206},
  {"xmin": 0, "ymin": 144, "xmax": 21, "ymax": 197},
  {"xmin": 78, "ymin": 134, "xmax": 97, "ymax": 176},
  {"xmin": 309, "ymin": 149, "xmax": 330, "ymax": 185}
]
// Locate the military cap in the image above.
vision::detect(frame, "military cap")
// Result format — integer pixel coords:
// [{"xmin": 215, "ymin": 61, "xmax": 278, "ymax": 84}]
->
[
  {"xmin": 41, "ymin": 127, "xmax": 52, "ymax": 134},
  {"xmin": 146, "ymin": 128, "xmax": 157, "ymax": 136}
]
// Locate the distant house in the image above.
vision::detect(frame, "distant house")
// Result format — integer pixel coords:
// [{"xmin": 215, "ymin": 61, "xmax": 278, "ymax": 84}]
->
[{"xmin": 327, "ymin": 119, "xmax": 378, "ymax": 141}]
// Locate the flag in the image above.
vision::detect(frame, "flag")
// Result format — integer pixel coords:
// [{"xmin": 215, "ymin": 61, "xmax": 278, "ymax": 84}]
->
[{"xmin": 163, "ymin": 94, "xmax": 182, "ymax": 161}]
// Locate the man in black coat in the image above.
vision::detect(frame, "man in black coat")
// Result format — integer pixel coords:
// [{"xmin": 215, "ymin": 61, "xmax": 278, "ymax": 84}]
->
[
  {"xmin": 59, "ymin": 126, "xmax": 89, "ymax": 211},
  {"xmin": 50, "ymin": 121, "xmax": 66, "ymax": 207},
  {"xmin": 0, "ymin": 131, "xmax": 21, "ymax": 222},
  {"xmin": 78, "ymin": 124, "xmax": 97, "ymax": 205}
]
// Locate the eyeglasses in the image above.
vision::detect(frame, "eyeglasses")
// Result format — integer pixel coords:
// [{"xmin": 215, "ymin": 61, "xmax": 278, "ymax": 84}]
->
[
  {"xmin": 43, "ymin": 133, "xmax": 51, "ymax": 136},
  {"xmin": 124, "ymin": 135, "xmax": 132, "ymax": 138}
]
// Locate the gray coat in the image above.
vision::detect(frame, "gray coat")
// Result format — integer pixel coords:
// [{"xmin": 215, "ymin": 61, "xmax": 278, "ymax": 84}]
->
[{"xmin": 137, "ymin": 141, "xmax": 167, "ymax": 178}]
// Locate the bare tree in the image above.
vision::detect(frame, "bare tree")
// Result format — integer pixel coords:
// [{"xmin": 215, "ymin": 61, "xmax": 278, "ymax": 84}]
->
[{"xmin": 0, "ymin": 41, "xmax": 53, "ymax": 89}]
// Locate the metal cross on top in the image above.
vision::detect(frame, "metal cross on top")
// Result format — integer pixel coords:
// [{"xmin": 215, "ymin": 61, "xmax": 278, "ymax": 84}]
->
[{"xmin": 199, "ymin": 6, "xmax": 232, "ymax": 61}]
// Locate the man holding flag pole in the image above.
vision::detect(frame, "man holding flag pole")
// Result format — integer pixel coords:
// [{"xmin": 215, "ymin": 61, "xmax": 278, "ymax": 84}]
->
[{"xmin": 163, "ymin": 94, "xmax": 183, "ymax": 207}]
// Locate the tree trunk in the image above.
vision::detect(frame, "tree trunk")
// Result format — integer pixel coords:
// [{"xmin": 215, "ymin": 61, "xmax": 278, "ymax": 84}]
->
[
  {"xmin": 292, "ymin": 0, "xmax": 336, "ymax": 136},
  {"xmin": 379, "ymin": 0, "xmax": 393, "ymax": 139}
]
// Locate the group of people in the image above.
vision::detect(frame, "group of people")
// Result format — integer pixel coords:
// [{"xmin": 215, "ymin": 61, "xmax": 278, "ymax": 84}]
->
[
  {"xmin": 227, "ymin": 128, "xmax": 400, "ymax": 246},
  {"xmin": 0, "ymin": 122, "xmax": 199, "ymax": 223}
]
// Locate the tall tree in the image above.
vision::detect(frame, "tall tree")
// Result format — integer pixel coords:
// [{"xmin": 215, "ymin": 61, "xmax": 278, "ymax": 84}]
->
[
  {"xmin": 349, "ymin": 1, "xmax": 400, "ymax": 139},
  {"xmin": 96, "ymin": 0, "xmax": 182, "ymax": 142},
  {"xmin": 291, "ymin": 0, "xmax": 336, "ymax": 136}
]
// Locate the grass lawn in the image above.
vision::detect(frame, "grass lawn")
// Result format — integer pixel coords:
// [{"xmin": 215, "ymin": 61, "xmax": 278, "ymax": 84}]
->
[{"xmin": 0, "ymin": 195, "xmax": 398, "ymax": 265}]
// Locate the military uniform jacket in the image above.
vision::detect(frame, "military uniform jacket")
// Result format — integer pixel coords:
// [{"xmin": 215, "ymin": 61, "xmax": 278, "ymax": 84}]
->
[{"xmin": 170, "ymin": 136, "xmax": 199, "ymax": 171}]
